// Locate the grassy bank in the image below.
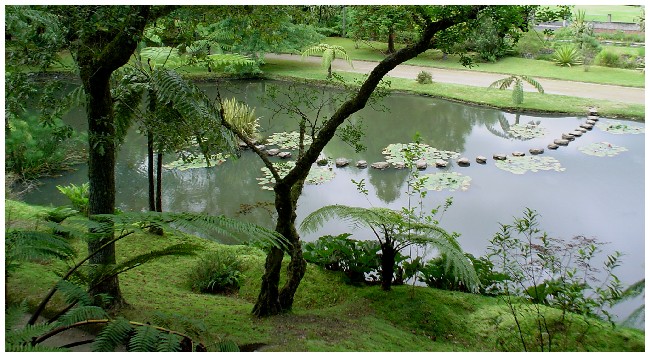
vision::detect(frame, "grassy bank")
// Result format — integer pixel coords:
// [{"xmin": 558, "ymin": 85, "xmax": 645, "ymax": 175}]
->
[
  {"xmin": 5, "ymin": 199, "xmax": 645, "ymax": 352},
  {"xmin": 254, "ymin": 58, "xmax": 645, "ymax": 120},
  {"xmin": 317, "ymin": 37, "xmax": 645, "ymax": 88}
]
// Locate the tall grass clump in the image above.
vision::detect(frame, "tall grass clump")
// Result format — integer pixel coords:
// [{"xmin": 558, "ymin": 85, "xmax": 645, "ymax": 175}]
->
[{"xmin": 187, "ymin": 251, "xmax": 243, "ymax": 295}]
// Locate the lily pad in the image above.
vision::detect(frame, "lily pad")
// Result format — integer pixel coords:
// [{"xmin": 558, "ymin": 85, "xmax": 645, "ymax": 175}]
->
[
  {"xmin": 265, "ymin": 131, "xmax": 313, "ymax": 150},
  {"xmin": 495, "ymin": 156, "xmax": 565, "ymax": 175},
  {"xmin": 257, "ymin": 161, "xmax": 335, "ymax": 190},
  {"xmin": 421, "ymin": 172, "xmax": 471, "ymax": 192},
  {"xmin": 507, "ymin": 123, "xmax": 547, "ymax": 139},
  {"xmin": 578, "ymin": 142, "xmax": 628, "ymax": 157},
  {"xmin": 595, "ymin": 121, "xmax": 645, "ymax": 135},
  {"xmin": 382, "ymin": 143, "xmax": 459, "ymax": 166},
  {"xmin": 163, "ymin": 154, "xmax": 229, "ymax": 171}
]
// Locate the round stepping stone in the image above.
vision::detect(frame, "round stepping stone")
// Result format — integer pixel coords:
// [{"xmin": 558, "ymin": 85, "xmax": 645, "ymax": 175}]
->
[
  {"xmin": 529, "ymin": 148, "xmax": 544, "ymax": 155},
  {"xmin": 278, "ymin": 151, "xmax": 292, "ymax": 159},
  {"xmin": 587, "ymin": 115, "xmax": 599, "ymax": 121},
  {"xmin": 457, "ymin": 157, "xmax": 470, "ymax": 167},
  {"xmin": 577, "ymin": 128, "xmax": 588, "ymax": 133},
  {"xmin": 255, "ymin": 144, "xmax": 266, "ymax": 151},
  {"xmin": 476, "ymin": 156, "xmax": 487, "ymax": 164},
  {"xmin": 356, "ymin": 160, "xmax": 368, "ymax": 168},
  {"xmin": 571, "ymin": 130, "xmax": 583, "ymax": 137},
  {"xmin": 435, "ymin": 159, "xmax": 448, "ymax": 168},
  {"xmin": 547, "ymin": 143, "xmax": 559, "ymax": 150},
  {"xmin": 580, "ymin": 123, "xmax": 594, "ymax": 130},
  {"xmin": 586, "ymin": 119, "xmax": 597, "ymax": 125},
  {"xmin": 554, "ymin": 139, "xmax": 570, "ymax": 146},
  {"xmin": 393, "ymin": 162, "xmax": 406, "ymax": 169},
  {"xmin": 371, "ymin": 161, "xmax": 390, "ymax": 170},
  {"xmin": 335, "ymin": 158, "xmax": 350, "ymax": 167},
  {"xmin": 512, "ymin": 151, "xmax": 526, "ymax": 157},
  {"xmin": 415, "ymin": 159, "xmax": 427, "ymax": 170},
  {"xmin": 266, "ymin": 148, "xmax": 280, "ymax": 156},
  {"xmin": 561, "ymin": 133, "xmax": 575, "ymax": 141},
  {"xmin": 588, "ymin": 108, "xmax": 599, "ymax": 116},
  {"xmin": 493, "ymin": 154, "xmax": 507, "ymax": 161}
]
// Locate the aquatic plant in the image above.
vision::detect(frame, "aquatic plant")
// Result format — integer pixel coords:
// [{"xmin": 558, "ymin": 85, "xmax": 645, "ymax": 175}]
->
[
  {"xmin": 421, "ymin": 172, "xmax": 472, "ymax": 191},
  {"xmin": 495, "ymin": 156, "xmax": 565, "ymax": 175},
  {"xmin": 578, "ymin": 142, "xmax": 628, "ymax": 157},
  {"xmin": 257, "ymin": 161, "xmax": 335, "ymax": 190},
  {"xmin": 382, "ymin": 143, "xmax": 459, "ymax": 166},
  {"xmin": 163, "ymin": 154, "xmax": 229, "ymax": 171},
  {"xmin": 265, "ymin": 131, "xmax": 313, "ymax": 150},
  {"xmin": 507, "ymin": 123, "xmax": 547, "ymax": 140},
  {"xmin": 595, "ymin": 121, "xmax": 645, "ymax": 135}
]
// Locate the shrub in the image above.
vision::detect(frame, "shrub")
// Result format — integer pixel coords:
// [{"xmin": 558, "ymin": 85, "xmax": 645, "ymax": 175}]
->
[
  {"xmin": 595, "ymin": 50, "xmax": 620, "ymax": 67},
  {"xmin": 56, "ymin": 182, "xmax": 89, "ymax": 216},
  {"xmin": 187, "ymin": 251, "xmax": 243, "ymax": 295},
  {"xmin": 303, "ymin": 234, "xmax": 382, "ymax": 284},
  {"xmin": 551, "ymin": 45, "xmax": 582, "ymax": 67},
  {"xmin": 415, "ymin": 70, "xmax": 433, "ymax": 84},
  {"xmin": 5, "ymin": 115, "xmax": 84, "ymax": 180},
  {"xmin": 420, "ymin": 253, "xmax": 508, "ymax": 296}
]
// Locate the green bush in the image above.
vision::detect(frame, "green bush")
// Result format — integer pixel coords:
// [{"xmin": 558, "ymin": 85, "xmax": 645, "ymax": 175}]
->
[
  {"xmin": 551, "ymin": 45, "xmax": 582, "ymax": 67},
  {"xmin": 595, "ymin": 50, "xmax": 620, "ymax": 67},
  {"xmin": 415, "ymin": 71, "xmax": 433, "ymax": 84},
  {"xmin": 420, "ymin": 253, "xmax": 508, "ymax": 296},
  {"xmin": 303, "ymin": 234, "xmax": 381, "ymax": 284},
  {"xmin": 56, "ymin": 182, "xmax": 89, "ymax": 216},
  {"xmin": 5, "ymin": 115, "xmax": 83, "ymax": 180},
  {"xmin": 187, "ymin": 251, "xmax": 243, "ymax": 295}
]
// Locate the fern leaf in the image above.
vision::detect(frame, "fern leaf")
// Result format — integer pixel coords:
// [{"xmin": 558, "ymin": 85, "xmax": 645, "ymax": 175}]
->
[
  {"xmin": 157, "ymin": 332, "xmax": 183, "ymax": 352},
  {"xmin": 5, "ymin": 323, "xmax": 53, "ymax": 346},
  {"xmin": 520, "ymin": 75, "xmax": 545, "ymax": 94},
  {"xmin": 488, "ymin": 76, "xmax": 514, "ymax": 90},
  {"xmin": 513, "ymin": 79, "xmax": 524, "ymax": 105},
  {"xmin": 92, "ymin": 317, "xmax": 133, "ymax": 352},
  {"xmin": 129, "ymin": 325, "xmax": 161, "ymax": 352},
  {"xmin": 99, "ymin": 243, "xmax": 200, "ymax": 278},
  {"xmin": 56, "ymin": 306, "xmax": 108, "ymax": 328},
  {"xmin": 6, "ymin": 230, "xmax": 76, "ymax": 263},
  {"xmin": 5, "ymin": 302, "xmax": 28, "ymax": 334},
  {"xmin": 7, "ymin": 344, "xmax": 70, "ymax": 352},
  {"xmin": 215, "ymin": 339, "xmax": 240, "ymax": 352},
  {"xmin": 55, "ymin": 280, "xmax": 92, "ymax": 306}
]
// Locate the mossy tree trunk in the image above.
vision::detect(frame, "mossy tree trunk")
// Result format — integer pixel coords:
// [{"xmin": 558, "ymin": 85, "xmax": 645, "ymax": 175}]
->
[{"xmin": 380, "ymin": 241, "xmax": 397, "ymax": 291}]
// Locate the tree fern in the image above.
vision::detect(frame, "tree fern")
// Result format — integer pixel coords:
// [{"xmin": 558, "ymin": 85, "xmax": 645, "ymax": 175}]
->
[
  {"xmin": 55, "ymin": 280, "xmax": 93, "ymax": 306},
  {"xmin": 301, "ymin": 43, "xmax": 353, "ymax": 78},
  {"xmin": 92, "ymin": 317, "xmax": 133, "ymax": 352},
  {"xmin": 489, "ymin": 74, "xmax": 544, "ymax": 106},
  {"xmin": 5, "ymin": 230, "xmax": 76, "ymax": 272},
  {"xmin": 150, "ymin": 311, "xmax": 207, "ymax": 341}
]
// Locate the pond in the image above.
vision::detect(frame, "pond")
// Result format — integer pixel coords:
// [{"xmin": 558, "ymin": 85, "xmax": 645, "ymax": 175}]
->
[{"xmin": 21, "ymin": 79, "xmax": 645, "ymax": 326}]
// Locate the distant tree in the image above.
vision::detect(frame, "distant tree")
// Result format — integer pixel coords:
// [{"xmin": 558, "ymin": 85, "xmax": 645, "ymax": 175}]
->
[
  {"xmin": 301, "ymin": 43, "xmax": 353, "ymax": 78},
  {"xmin": 347, "ymin": 5, "xmax": 417, "ymax": 53}
]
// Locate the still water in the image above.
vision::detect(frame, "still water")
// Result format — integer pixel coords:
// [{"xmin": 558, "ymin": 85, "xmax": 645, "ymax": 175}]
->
[{"xmin": 22, "ymin": 80, "xmax": 645, "ymax": 325}]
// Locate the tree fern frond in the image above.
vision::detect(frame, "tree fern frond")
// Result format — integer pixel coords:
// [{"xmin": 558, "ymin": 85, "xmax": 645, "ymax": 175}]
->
[
  {"xmin": 488, "ymin": 77, "xmax": 514, "ymax": 90},
  {"xmin": 55, "ymin": 280, "xmax": 92, "ymax": 306},
  {"xmin": 513, "ymin": 79, "xmax": 524, "ymax": 105},
  {"xmin": 156, "ymin": 332, "xmax": 183, "ymax": 352},
  {"xmin": 150, "ymin": 311, "xmax": 207, "ymax": 340},
  {"xmin": 6, "ymin": 230, "xmax": 76, "ymax": 263},
  {"xmin": 97, "ymin": 243, "xmax": 200, "ymax": 280},
  {"xmin": 520, "ymin": 75, "xmax": 544, "ymax": 94},
  {"xmin": 206, "ymin": 53, "xmax": 255, "ymax": 67},
  {"xmin": 129, "ymin": 325, "xmax": 161, "ymax": 352},
  {"xmin": 5, "ymin": 323, "xmax": 53, "ymax": 346},
  {"xmin": 215, "ymin": 339, "xmax": 240, "ymax": 352},
  {"xmin": 300, "ymin": 205, "xmax": 399, "ymax": 234},
  {"xmin": 92, "ymin": 317, "xmax": 133, "ymax": 352},
  {"xmin": 5, "ymin": 302, "xmax": 29, "ymax": 334},
  {"xmin": 140, "ymin": 47, "xmax": 183, "ymax": 67},
  {"xmin": 56, "ymin": 306, "xmax": 108, "ymax": 328},
  {"xmin": 7, "ymin": 344, "xmax": 69, "ymax": 352}
]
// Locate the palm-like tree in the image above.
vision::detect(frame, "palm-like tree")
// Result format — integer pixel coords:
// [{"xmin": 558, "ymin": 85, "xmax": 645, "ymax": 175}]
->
[
  {"xmin": 300, "ymin": 205, "xmax": 479, "ymax": 291},
  {"xmin": 489, "ymin": 74, "xmax": 544, "ymax": 106},
  {"xmin": 301, "ymin": 43, "xmax": 353, "ymax": 78}
]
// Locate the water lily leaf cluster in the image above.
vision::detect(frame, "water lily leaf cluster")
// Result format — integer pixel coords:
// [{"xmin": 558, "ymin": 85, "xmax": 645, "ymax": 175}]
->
[
  {"xmin": 163, "ymin": 154, "xmax": 229, "ymax": 171},
  {"xmin": 507, "ymin": 123, "xmax": 547, "ymax": 139},
  {"xmin": 265, "ymin": 131, "xmax": 313, "ymax": 150},
  {"xmin": 578, "ymin": 142, "xmax": 628, "ymax": 157},
  {"xmin": 257, "ymin": 161, "xmax": 336, "ymax": 190},
  {"xmin": 495, "ymin": 156, "xmax": 565, "ymax": 175},
  {"xmin": 421, "ymin": 172, "xmax": 472, "ymax": 192},
  {"xmin": 382, "ymin": 143, "xmax": 459, "ymax": 166},
  {"xmin": 596, "ymin": 121, "xmax": 645, "ymax": 135}
]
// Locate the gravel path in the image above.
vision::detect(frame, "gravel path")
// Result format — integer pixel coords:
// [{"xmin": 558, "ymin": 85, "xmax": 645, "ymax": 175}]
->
[{"xmin": 266, "ymin": 53, "xmax": 645, "ymax": 105}]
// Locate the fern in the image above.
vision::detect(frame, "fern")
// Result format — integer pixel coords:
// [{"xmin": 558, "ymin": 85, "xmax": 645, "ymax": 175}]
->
[
  {"xmin": 301, "ymin": 43, "xmax": 353, "ymax": 78},
  {"xmin": 56, "ymin": 306, "xmax": 108, "ymax": 328},
  {"xmin": 5, "ymin": 322, "xmax": 53, "ymax": 346},
  {"xmin": 129, "ymin": 325, "xmax": 161, "ymax": 352},
  {"xmin": 150, "ymin": 311, "xmax": 207, "ymax": 341},
  {"xmin": 5, "ymin": 230, "xmax": 76, "ymax": 266},
  {"xmin": 157, "ymin": 332, "xmax": 183, "ymax": 352},
  {"xmin": 92, "ymin": 317, "xmax": 133, "ymax": 352},
  {"xmin": 215, "ymin": 339, "xmax": 240, "ymax": 352},
  {"xmin": 7, "ymin": 344, "xmax": 69, "ymax": 352},
  {"xmin": 55, "ymin": 280, "xmax": 93, "ymax": 306},
  {"xmin": 489, "ymin": 74, "xmax": 544, "ymax": 106}
]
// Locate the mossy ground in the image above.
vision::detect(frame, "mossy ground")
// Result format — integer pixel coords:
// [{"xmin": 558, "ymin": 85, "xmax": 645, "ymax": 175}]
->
[{"xmin": 5, "ymin": 199, "xmax": 644, "ymax": 352}]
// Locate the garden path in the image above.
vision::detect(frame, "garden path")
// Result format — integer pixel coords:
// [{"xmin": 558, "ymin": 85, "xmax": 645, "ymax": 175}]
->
[{"xmin": 266, "ymin": 53, "xmax": 645, "ymax": 105}]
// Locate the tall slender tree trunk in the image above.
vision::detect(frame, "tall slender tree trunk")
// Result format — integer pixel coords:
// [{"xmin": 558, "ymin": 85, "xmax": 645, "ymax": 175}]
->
[
  {"xmin": 147, "ymin": 132, "xmax": 155, "ymax": 211},
  {"xmin": 387, "ymin": 27, "xmax": 396, "ymax": 54},
  {"xmin": 156, "ymin": 151, "xmax": 163, "ymax": 212}
]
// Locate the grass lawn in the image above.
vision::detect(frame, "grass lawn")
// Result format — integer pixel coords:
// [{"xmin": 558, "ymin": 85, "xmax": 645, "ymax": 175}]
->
[
  {"xmin": 320, "ymin": 37, "xmax": 645, "ymax": 88},
  {"xmin": 573, "ymin": 5, "xmax": 644, "ymax": 23},
  {"xmin": 5, "ymin": 199, "xmax": 645, "ymax": 352}
]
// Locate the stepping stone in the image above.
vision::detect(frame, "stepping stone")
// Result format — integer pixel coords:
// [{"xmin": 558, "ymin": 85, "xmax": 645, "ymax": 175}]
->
[
  {"xmin": 577, "ymin": 128, "xmax": 588, "ymax": 133},
  {"xmin": 255, "ymin": 144, "xmax": 266, "ymax": 151},
  {"xmin": 393, "ymin": 162, "xmax": 406, "ymax": 169},
  {"xmin": 356, "ymin": 160, "xmax": 368, "ymax": 168},
  {"xmin": 266, "ymin": 148, "xmax": 280, "ymax": 156},
  {"xmin": 561, "ymin": 133, "xmax": 575, "ymax": 141},
  {"xmin": 512, "ymin": 151, "xmax": 526, "ymax": 157},
  {"xmin": 493, "ymin": 154, "xmax": 507, "ymax": 161},
  {"xmin": 548, "ymin": 143, "xmax": 559, "ymax": 150},
  {"xmin": 571, "ymin": 130, "xmax": 583, "ymax": 137},
  {"xmin": 588, "ymin": 108, "xmax": 599, "ymax": 116},
  {"xmin": 580, "ymin": 123, "xmax": 594, "ymax": 130},
  {"xmin": 335, "ymin": 158, "xmax": 350, "ymax": 167},
  {"xmin": 554, "ymin": 139, "xmax": 570, "ymax": 146},
  {"xmin": 587, "ymin": 115, "xmax": 600, "ymax": 121},
  {"xmin": 278, "ymin": 151, "xmax": 292, "ymax": 159},
  {"xmin": 415, "ymin": 159, "xmax": 427, "ymax": 170},
  {"xmin": 435, "ymin": 159, "xmax": 448, "ymax": 168},
  {"xmin": 238, "ymin": 141, "xmax": 248, "ymax": 149},
  {"xmin": 476, "ymin": 156, "xmax": 487, "ymax": 164},
  {"xmin": 586, "ymin": 119, "xmax": 597, "ymax": 125},
  {"xmin": 371, "ymin": 161, "xmax": 390, "ymax": 170},
  {"xmin": 529, "ymin": 148, "xmax": 544, "ymax": 155},
  {"xmin": 457, "ymin": 157, "xmax": 470, "ymax": 166}
]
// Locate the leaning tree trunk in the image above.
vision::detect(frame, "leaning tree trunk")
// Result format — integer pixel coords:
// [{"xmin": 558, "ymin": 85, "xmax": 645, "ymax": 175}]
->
[
  {"xmin": 75, "ymin": 5, "xmax": 154, "ymax": 308},
  {"xmin": 252, "ymin": 6, "xmax": 486, "ymax": 316}
]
